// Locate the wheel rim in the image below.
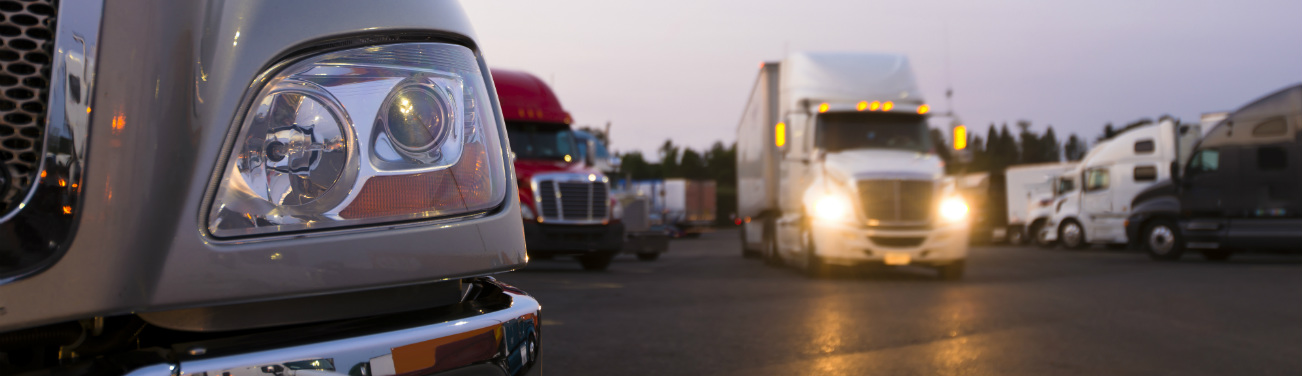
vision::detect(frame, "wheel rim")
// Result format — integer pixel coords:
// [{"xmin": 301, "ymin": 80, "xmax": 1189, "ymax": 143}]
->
[
  {"xmin": 1062, "ymin": 223, "xmax": 1082, "ymax": 247},
  {"xmin": 1148, "ymin": 225, "xmax": 1175, "ymax": 255}
]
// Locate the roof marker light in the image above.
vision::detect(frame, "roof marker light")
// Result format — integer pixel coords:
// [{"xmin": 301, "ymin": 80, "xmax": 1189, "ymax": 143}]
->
[
  {"xmin": 857, "ymin": 101, "xmax": 868, "ymax": 111},
  {"xmin": 918, "ymin": 104, "xmax": 930, "ymax": 114},
  {"xmin": 869, "ymin": 101, "xmax": 881, "ymax": 111},
  {"xmin": 883, "ymin": 102, "xmax": 894, "ymax": 111},
  {"xmin": 818, "ymin": 103, "xmax": 829, "ymax": 113}
]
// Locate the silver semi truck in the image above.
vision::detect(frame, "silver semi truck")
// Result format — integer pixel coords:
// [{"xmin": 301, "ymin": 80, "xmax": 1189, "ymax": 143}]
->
[
  {"xmin": 0, "ymin": 1, "xmax": 541, "ymax": 375},
  {"xmin": 736, "ymin": 52, "xmax": 971, "ymax": 279}
]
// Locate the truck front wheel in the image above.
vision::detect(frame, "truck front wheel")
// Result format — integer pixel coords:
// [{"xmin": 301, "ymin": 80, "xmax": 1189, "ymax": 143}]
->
[
  {"xmin": 1143, "ymin": 219, "xmax": 1184, "ymax": 261},
  {"xmin": 578, "ymin": 251, "xmax": 617, "ymax": 271},
  {"xmin": 1058, "ymin": 219, "xmax": 1087, "ymax": 250}
]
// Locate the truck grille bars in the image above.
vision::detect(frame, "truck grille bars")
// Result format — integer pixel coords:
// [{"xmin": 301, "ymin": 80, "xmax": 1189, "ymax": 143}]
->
[
  {"xmin": 857, "ymin": 180, "xmax": 934, "ymax": 224},
  {"xmin": 0, "ymin": 0, "xmax": 56, "ymax": 214},
  {"xmin": 534, "ymin": 175, "xmax": 608, "ymax": 224}
]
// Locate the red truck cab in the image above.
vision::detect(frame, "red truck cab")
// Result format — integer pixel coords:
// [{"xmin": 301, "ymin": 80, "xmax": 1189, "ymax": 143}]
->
[{"xmin": 493, "ymin": 69, "xmax": 624, "ymax": 270}]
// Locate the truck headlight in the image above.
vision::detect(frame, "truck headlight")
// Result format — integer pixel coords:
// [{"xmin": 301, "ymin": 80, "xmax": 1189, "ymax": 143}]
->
[
  {"xmin": 940, "ymin": 196, "xmax": 969, "ymax": 221},
  {"xmin": 207, "ymin": 43, "xmax": 506, "ymax": 238},
  {"xmin": 813, "ymin": 194, "xmax": 852, "ymax": 221}
]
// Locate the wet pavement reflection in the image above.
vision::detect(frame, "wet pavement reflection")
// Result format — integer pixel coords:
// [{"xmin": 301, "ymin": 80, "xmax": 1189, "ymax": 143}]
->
[{"xmin": 499, "ymin": 229, "xmax": 1302, "ymax": 375}]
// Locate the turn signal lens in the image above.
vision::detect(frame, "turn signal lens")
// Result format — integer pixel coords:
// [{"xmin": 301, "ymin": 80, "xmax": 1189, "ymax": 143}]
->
[
  {"xmin": 208, "ymin": 43, "xmax": 506, "ymax": 238},
  {"xmin": 917, "ymin": 104, "xmax": 930, "ymax": 114},
  {"xmin": 775, "ymin": 122, "xmax": 786, "ymax": 147},
  {"xmin": 818, "ymin": 103, "xmax": 829, "ymax": 113}
]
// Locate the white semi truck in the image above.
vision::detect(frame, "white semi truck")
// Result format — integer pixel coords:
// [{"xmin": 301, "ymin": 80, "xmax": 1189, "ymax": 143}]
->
[
  {"xmin": 1041, "ymin": 117, "xmax": 1201, "ymax": 248},
  {"xmin": 736, "ymin": 52, "xmax": 970, "ymax": 279}
]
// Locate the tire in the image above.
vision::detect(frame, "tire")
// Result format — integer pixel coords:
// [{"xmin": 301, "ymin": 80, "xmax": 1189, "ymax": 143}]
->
[
  {"xmin": 938, "ymin": 261, "xmax": 965, "ymax": 281},
  {"xmin": 636, "ymin": 252, "xmax": 661, "ymax": 261},
  {"xmin": 1007, "ymin": 227, "xmax": 1026, "ymax": 246},
  {"xmin": 1201, "ymin": 249, "xmax": 1232, "ymax": 261},
  {"xmin": 1143, "ymin": 219, "xmax": 1185, "ymax": 261},
  {"xmin": 577, "ymin": 251, "xmax": 617, "ymax": 271},
  {"xmin": 1030, "ymin": 221, "xmax": 1056, "ymax": 248},
  {"xmin": 800, "ymin": 217, "xmax": 831, "ymax": 278},
  {"xmin": 1058, "ymin": 219, "xmax": 1087, "ymax": 250},
  {"xmin": 762, "ymin": 220, "xmax": 782, "ymax": 267}
]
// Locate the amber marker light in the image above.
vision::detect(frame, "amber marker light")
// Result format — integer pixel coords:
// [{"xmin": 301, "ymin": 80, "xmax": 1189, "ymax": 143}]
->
[
  {"xmin": 918, "ymin": 104, "xmax": 930, "ymax": 114},
  {"xmin": 953, "ymin": 125, "xmax": 968, "ymax": 150},
  {"xmin": 883, "ymin": 101, "xmax": 894, "ymax": 111},
  {"xmin": 869, "ymin": 101, "xmax": 881, "ymax": 111},
  {"xmin": 775, "ymin": 122, "xmax": 786, "ymax": 147},
  {"xmin": 818, "ymin": 103, "xmax": 829, "ymax": 113},
  {"xmin": 857, "ymin": 101, "xmax": 868, "ymax": 111}
]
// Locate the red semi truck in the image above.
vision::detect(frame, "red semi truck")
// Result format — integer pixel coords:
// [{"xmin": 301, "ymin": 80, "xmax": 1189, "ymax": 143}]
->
[{"xmin": 493, "ymin": 69, "xmax": 625, "ymax": 270}]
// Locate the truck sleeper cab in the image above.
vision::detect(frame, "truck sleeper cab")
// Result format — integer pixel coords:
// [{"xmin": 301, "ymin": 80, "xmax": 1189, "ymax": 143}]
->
[
  {"xmin": 1041, "ymin": 118, "xmax": 1188, "ymax": 249},
  {"xmin": 1129, "ymin": 84, "xmax": 1302, "ymax": 261},
  {"xmin": 736, "ymin": 52, "xmax": 970, "ymax": 279},
  {"xmin": 493, "ymin": 69, "xmax": 625, "ymax": 271},
  {"xmin": 0, "ymin": 1, "xmax": 540, "ymax": 375}
]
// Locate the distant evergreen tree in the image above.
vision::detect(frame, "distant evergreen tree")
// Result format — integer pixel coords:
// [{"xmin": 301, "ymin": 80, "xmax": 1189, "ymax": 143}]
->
[
  {"xmin": 1042, "ymin": 126, "xmax": 1062, "ymax": 162},
  {"xmin": 1064, "ymin": 134, "xmax": 1086, "ymax": 161}
]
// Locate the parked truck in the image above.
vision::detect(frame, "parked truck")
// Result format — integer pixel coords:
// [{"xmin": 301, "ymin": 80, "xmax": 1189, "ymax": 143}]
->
[
  {"xmin": 1129, "ymin": 85, "xmax": 1302, "ymax": 261},
  {"xmin": 0, "ymin": 2, "xmax": 541, "ymax": 375},
  {"xmin": 1041, "ymin": 117, "xmax": 1201, "ymax": 248},
  {"xmin": 736, "ymin": 52, "xmax": 970, "ymax": 279},
  {"xmin": 663, "ymin": 178, "xmax": 717, "ymax": 236},
  {"xmin": 1004, "ymin": 163, "xmax": 1078, "ymax": 245},
  {"xmin": 574, "ymin": 130, "xmax": 671, "ymax": 260},
  {"xmin": 494, "ymin": 68, "xmax": 625, "ymax": 271}
]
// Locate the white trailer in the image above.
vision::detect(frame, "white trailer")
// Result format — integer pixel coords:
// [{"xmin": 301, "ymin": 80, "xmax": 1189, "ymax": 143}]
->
[
  {"xmin": 736, "ymin": 52, "xmax": 969, "ymax": 279},
  {"xmin": 1004, "ymin": 162, "xmax": 1077, "ymax": 245},
  {"xmin": 1042, "ymin": 117, "xmax": 1200, "ymax": 248}
]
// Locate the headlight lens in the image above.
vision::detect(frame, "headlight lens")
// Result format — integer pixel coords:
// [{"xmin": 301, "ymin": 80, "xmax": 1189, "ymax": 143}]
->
[
  {"xmin": 813, "ymin": 194, "xmax": 852, "ymax": 221},
  {"xmin": 940, "ymin": 196, "xmax": 969, "ymax": 221},
  {"xmin": 208, "ymin": 43, "xmax": 506, "ymax": 238}
]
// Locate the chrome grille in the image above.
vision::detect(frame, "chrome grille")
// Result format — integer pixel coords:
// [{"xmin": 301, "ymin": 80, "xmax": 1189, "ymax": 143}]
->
[
  {"xmin": 535, "ymin": 179, "xmax": 608, "ymax": 222},
  {"xmin": 857, "ymin": 180, "xmax": 934, "ymax": 223},
  {"xmin": 0, "ymin": 0, "xmax": 56, "ymax": 213}
]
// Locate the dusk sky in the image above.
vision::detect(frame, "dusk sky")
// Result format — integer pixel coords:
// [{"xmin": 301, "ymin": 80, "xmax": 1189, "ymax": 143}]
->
[{"xmin": 463, "ymin": 0, "xmax": 1302, "ymax": 159}]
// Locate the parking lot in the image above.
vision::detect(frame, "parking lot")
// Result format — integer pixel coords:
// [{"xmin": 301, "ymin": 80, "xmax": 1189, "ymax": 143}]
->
[{"xmin": 500, "ymin": 229, "xmax": 1302, "ymax": 375}]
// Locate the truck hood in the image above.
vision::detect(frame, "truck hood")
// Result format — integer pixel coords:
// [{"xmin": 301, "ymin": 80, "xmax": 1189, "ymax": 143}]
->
[{"xmin": 823, "ymin": 149, "xmax": 943, "ymax": 181}]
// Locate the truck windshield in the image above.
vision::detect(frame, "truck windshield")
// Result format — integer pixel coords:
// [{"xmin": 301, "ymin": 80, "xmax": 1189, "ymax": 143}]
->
[
  {"xmin": 815, "ymin": 112, "xmax": 930, "ymax": 153},
  {"xmin": 506, "ymin": 122, "xmax": 578, "ymax": 160}
]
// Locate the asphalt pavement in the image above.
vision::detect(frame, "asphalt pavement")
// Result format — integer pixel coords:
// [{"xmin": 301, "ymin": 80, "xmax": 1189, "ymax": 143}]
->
[{"xmin": 498, "ymin": 229, "xmax": 1302, "ymax": 375}]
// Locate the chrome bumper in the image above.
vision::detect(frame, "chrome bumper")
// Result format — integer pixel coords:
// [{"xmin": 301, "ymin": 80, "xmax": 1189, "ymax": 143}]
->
[{"xmin": 126, "ymin": 280, "xmax": 541, "ymax": 376}]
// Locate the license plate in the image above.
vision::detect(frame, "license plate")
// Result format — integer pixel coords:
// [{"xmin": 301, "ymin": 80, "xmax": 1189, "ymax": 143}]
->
[{"xmin": 884, "ymin": 253, "xmax": 911, "ymax": 265}]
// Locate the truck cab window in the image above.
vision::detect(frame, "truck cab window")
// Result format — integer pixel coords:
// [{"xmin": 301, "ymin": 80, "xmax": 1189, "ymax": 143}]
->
[
  {"xmin": 1084, "ymin": 169, "xmax": 1109, "ymax": 192},
  {"xmin": 1257, "ymin": 147, "xmax": 1287, "ymax": 171},
  {"xmin": 815, "ymin": 112, "xmax": 930, "ymax": 153},
  {"xmin": 1187, "ymin": 149, "xmax": 1220, "ymax": 174},
  {"xmin": 1056, "ymin": 177, "xmax": 1075, "ymax": 195},
  {"xmin": 505, "ymin": 122, "xmax": 577, "ymax": 161},
  {"xmin": 1251, "ymin": 117, "xmax": 1287, "ymax": 137},
  {"xmin": 1133, "ymin": 139, "xmax": 1154, "ymax": 154},
  {"xmin": 1133, "ymin": 165, "xmax": 1158, "ymax": 182}
]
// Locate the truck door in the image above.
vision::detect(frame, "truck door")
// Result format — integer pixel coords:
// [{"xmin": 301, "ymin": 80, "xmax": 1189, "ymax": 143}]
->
[
  {"xmin": 1180, "ymin": 148, "xmax": 1228, "ymax": 217},
  {"xmin": 1080, "ymin": 167, "xmax": 1112, "ymax": 241}
]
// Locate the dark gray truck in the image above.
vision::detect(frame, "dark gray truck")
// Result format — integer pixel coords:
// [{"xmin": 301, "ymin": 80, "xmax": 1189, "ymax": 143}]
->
[{"xmin": 0, "ymin": 1, "xmax": 541, "ymax": 375}]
